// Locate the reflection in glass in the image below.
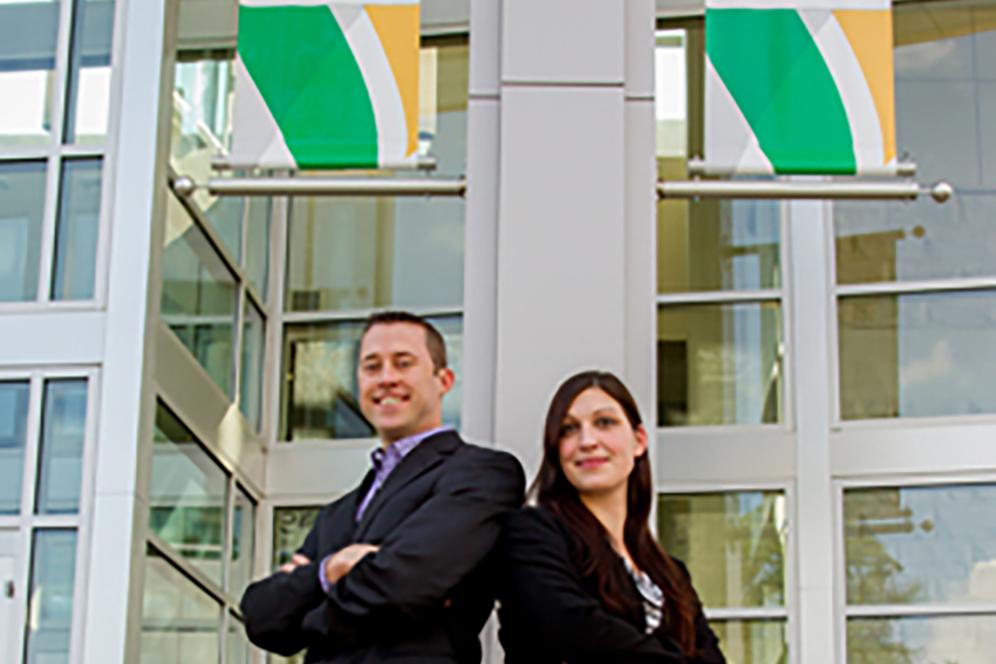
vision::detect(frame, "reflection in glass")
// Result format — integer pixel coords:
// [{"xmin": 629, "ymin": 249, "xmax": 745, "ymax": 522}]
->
[
  {"xmin": 140, "ymin": 547, "xmax": 220, "ymax": 664},
  {"xmin": 0, "ymin": 0, "xmax": 59, "ymax": 148},
  {"xmin": 658, "ymin": 492, "xmax": 786, "ymax": 608},
  {"xmin": 244, "ymin": 196, "xmax": 270, "ymax": 300},
  {"xmin": 711, "ymin": 619, "xmax": 787, "ymax": 664},
  {"xmin": 845, "ymin": 484, "xmax": 996, "ymax": 606},
  {"xmin": 25, "ymin": 530, "xmax": 78, "ymax": 664},
  {"xmin": 0, "ymin": 161, "xmax": 46, "ymax": 302},
  {"xmin": 285, "ymin": 196, "xmax": 465, "ymax": 312},
  {"xmin": 658, "ymin": 196, "xmax": 781, "ymax": 294},
  {"xmin": 161, "ymin": 194, "xmax": 237, "ymax": 397},
  {"xmin": 272, "ymin": 506, "xmax": 321, "ymax": 569},
  {"xmin": 64, "ymin": 0, "xmax": 115, "ymax": 144},
  {"xmin": 51, "ymin": 159, "xmax": 102, "ymax": 300},
  {"xmin": 229, "ymin": 486, "xmax": 254, "ymax": 599},
  {"xmin": 226, "ymin": 614, "xmax": 250, "ymax": 664},
  {"xmin": 281, "ymin": 316, "xmax": 463, "ymax": 440},
  {"xmin": 834, "ymin": 6, "xmax": 996, "ymax": 284},
  {"xmin": 838, "ymin": 291, "xmax": 996, "ymax": 420},
  {"xmin": 847, "ymin": 615, "xmax": 996, "ymax": 664},
  {"xmin": 239, "ymin": 299, "xmax": 264, "ymax": 430},
  {"xmin": 149, "ymin": 405, "xmax": 228, "ymax": 585},
  {"xmin": 657, "ymin": 303, "xmax": 783, "ymax": 426},
  {"xmin": 36, "ymin": 380, "xmax": 88, "ymax": 515},
  {"xmin": 0, "ymin": 381, "xmax": 30, "ymax": 514},
  {"xmin": 283, "ymin": 40, "xmax": 467, "ymax": 313}
]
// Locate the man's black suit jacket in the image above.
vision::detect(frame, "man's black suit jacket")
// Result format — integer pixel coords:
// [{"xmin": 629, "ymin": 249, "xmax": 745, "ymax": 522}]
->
[{"xmin": 241, "ymin": 430, "xmax": 525, "ymax": 663}]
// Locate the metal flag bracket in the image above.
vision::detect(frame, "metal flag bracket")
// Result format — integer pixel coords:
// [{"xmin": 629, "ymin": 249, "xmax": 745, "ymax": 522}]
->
[{"xmin": 659, "ymin": 158, "xmax": 953, "ymax": 203}]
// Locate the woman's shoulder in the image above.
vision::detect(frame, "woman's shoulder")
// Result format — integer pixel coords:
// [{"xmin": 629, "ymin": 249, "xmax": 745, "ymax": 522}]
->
[{"xmin": 503, "ymin": 505, "xmax": 574, "ymax": 546}]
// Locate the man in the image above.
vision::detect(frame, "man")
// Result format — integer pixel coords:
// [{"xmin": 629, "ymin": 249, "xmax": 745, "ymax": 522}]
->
[{"xmin": 241, "ymin": 311, "xmax": 525, "ymax": 663}]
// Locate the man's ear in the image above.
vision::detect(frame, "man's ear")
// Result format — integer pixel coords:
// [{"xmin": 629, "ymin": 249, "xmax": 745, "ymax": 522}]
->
[
  {"xmin": 437, "ymin": 367, "xmax": 456, "ymax": 394},
  {"xmin": 634, "ymin": 425, "xmax": 649, "ymax": 458}
]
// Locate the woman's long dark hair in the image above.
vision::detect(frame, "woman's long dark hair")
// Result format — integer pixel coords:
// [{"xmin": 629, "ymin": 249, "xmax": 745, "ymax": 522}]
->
[{"xmin": 532, "ymin": 370, "xmax": 700, "ymax": 656}]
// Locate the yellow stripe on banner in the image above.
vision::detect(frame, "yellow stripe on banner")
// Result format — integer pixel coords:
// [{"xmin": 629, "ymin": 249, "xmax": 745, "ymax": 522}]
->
[
  {"xmin": 834, "ymin": 9, "xmax": 896, "ymax": 166},
  {"xmin": 366, "ymin": 3, "xmax": 420, "ymax": 157}
]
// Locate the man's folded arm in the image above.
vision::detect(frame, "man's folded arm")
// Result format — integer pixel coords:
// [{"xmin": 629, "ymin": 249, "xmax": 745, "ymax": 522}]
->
[
  {"xmin": 240, "ymin": 512, "xmax": 326, "ymax": 655},
  {"xmin": 302, "ymin": 450, "xmax": 525, "ymax": 639}
]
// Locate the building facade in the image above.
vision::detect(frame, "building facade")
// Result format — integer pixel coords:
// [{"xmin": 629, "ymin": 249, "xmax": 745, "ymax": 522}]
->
[{"xmin": 2, "ymin": 0, "xmax": 996, "ymax": 662}]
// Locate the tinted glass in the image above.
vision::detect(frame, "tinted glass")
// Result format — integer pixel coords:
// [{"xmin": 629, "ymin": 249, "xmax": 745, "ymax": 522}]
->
[
  {"xmin": 239, "ymin": 299, "xmax": 264, "ymax": 430},
  {"xmin": 149, "ymin": 405, "xmax": 228, "ymax": 585},
  {"xmin": 0, "ymin": 0, "xmax": 59, "ymax": 148},
  {"xmin": 659, "ymin": 491, "xmax": 786, "ymax": 608},
  {"xmin": 0, "ymin": 381, "xmax": 30, "ymax": 514},
  {"xmin": 51, "ymin": 159, "xmax": 102, "ymax": 300},
  {"xmin": 64, "ymin": 0, "xmax": 115, "ymax": 144},
  {"xmin": 272, "ymin": 506, "xmax": 320, "ymax": 568},
  {"xmin": 24, "ymin": 530, "xmax": 78, "ymax": 664},
  {"xmin": 0, "ymin": 161, "xmax": 46, "ymax": 302},
  {"xmin": 658, "ymin": 302, "xmax": 783, "ymax": 426},
  {"xmin": 845, "ymin": 484, "xmax": 996, "ymax": 606},
  {"xmin": 35, "ymin": 379, "xmax": 88, "ymax": 515},
  {"xmin": 711, "ymin": 619, "xmax": 788, "ymax": 664},
  {"xmin": 847, "ymin": 615, "xmax": 996, "ymax": 664},
  {"xmin": 839, "ymin": 290, "xmax": 996, "ymax": 420}
]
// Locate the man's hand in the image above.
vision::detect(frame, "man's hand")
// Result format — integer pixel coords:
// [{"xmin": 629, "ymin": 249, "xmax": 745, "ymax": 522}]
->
[
  {"xmin": 322, "ymin": 543, "xmax": 380, "ymax": 587},
  {"xmin": 279, "ymin": 553, "xmax": 311, "ymax": 574}
]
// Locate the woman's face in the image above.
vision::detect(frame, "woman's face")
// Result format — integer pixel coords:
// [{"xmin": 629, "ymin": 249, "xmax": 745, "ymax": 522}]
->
[{"xmin": 557, "ymin": 387, "xmax": 648, "ymax": 497}]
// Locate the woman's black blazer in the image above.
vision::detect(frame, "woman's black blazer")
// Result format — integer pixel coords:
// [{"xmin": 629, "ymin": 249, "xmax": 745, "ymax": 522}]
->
[{"xmin": 496, "ymin": 506, "xmax": 726, "ymax": 664}]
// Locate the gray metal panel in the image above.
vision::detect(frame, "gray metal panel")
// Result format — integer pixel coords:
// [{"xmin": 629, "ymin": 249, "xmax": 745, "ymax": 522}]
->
[
  {"xmin": 494, "ymin": 85, "xmax": 627, "ymax": 477},
  {"xmin": 501, "ymin": 0, "xmax": 624, "ymax": 84}
]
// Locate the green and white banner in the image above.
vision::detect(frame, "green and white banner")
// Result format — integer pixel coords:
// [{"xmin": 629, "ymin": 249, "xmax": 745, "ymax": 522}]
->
[
  {"xmin": 705, "ymin": 0, "xmax": 896, "ymax": 175},
  {"xmin": 230, "ymin": 0, "xmax": 420, "ymax": 170}
]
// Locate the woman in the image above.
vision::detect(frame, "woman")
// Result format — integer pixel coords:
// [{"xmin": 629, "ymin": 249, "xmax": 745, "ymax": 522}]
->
[{"xmin": 497, "ymin": 370, "xmax": 725, "ymax": 663}]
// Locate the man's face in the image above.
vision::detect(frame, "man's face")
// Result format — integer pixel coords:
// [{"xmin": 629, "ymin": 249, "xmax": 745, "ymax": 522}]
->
[{"xmin": 357, "ymin": 322, "xmax": 454, "ymax": 445}]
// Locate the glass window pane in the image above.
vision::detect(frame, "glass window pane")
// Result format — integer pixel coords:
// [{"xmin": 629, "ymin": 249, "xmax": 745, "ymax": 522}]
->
[
  {"xmin": 0, "ymin": 381, "xmax": 30, "ymax": 515},
  {"xmin": 0, "ymin": 0, "xmax": 59, "ymax": 148},
  {"xmin": 658, "ymin": 492, "xmax": 786, "ymax": 608},
  {"xmin": 35, "ymin": 379, "xmax": 88, "ymax": 515},
  {"xmin": 239, "ymin": 299, "xmax": 264, "ymax": 431},
  {"xmin": 140, "ymin": 547, "xmax": 220, "ymax": 664},
  {"xmin": 658, "ymin": 198, "xmax": 782, "ymax": 294},
  {"xmin": 226, "ymin": 614, "xmax": 250, "ymax": 664},
  {"xmin": 845, "ymin": 484, "xmax": 996, "ymax": 606},
  {"xmin": 838, "ymin": 290, "xmax": 996, "ymax": 420},
  {"xmin": 64, "ymin": 0, "xmax": 115, "ymax": 144},
  {"xmin": 51, "ymin": 159, "xmax": 102, "ymax": 300},
  {"xmin": 0, "ymin": 161, "xmax": 46, "ymax": 302},
  {"xmin": 229, "ymin": 485, "xmax": 254, "ymax": 599},
  {"xmin": 834, "ymin": 4, "xmax": 996, "ymax": 284},
  {"xmin": 284, "ymin": 196, "xmax": 465, "ymax": 312},
  {"xmin": 161, "ymin": 194, "xmax": 238, "ymax": 397},
  {"xmin": 149, "ymin": 405, "xmax": 228, "ymax": 585},
  {"xmin": 281, "ymin": 316, "xmax": 462, "ymax": 440},
  {"xmin": 24, "ymin": 530, "xmax": 78, "ymax": 664},
  {"xmin": 244, "ymin": 197, "xmax": 270, "ymax": 300},
  {"xmin": 711, "ymin": 619, "xmax": 787, "ymax": 664},
  {"xmin": 272, "ymin": 506, "xmax": 320, "ymax": 569},
  {"xmin": 657, "ymin": 302, "xmax": 783, "ymax": 426},
  {"xmin": 847, "ymin": 615, "xmax": 996, "ymax": 664},
  {"xmin": 283, "ymin": 40, "xmax": 468, "ymax": 314}
]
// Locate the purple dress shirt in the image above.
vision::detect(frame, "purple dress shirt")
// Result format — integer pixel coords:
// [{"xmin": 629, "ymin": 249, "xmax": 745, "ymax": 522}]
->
[{"xmin": 318, "ymin": 425, "xmax": 452, "ymax": 593}]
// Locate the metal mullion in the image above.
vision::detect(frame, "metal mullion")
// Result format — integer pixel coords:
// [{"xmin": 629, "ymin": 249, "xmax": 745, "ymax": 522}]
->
[
  {"xmin": 219, "ymin": 608, "xmax": 231, "ymax": 664},
  {"xmin": 232, "ymin": 285, "xmax": 247, "ymax": 404},
  {"xmin": 832, "ymin": 481, "xmax": 848, "ymax": 664},
  {"xmin": 845, "ymin": 603, "xmax": 996, "ymax": 618},
  {"xmin": 0, "ymin": 151, "xmax": 50, "ymax": 163},
  {"xmin": 67, "ymin": 370, "xmax": 99, "ymax": 664},
  {"xmin": 655, "ymin": 289, "xmax": 782, "ymax": 306},
  {"xmin": 778, "ymin": 199, "xmax": 795, "ymax": 433},
  {"xmin": 221, "ymin": 475, "xmax": 236, "ymax": 598},
  {"xmin": 825, "ymin": 201, "xmax": 846, "ymax": 432},
  {"xmin": 50, "ymin": 0, "xmax": 76, "ymax": 152},
  {"xmin": 24, "ymin": 514, "xmax": 79, "ymax": 530},
  {"xmin": 57, "ymin": 144, "xmax": 104, "ymax": 159},
  {"xmin": 146, "ymin": 532, "xmax": 234, "ymax": 607},
  {"xmin": 281, "ymin": 305, "xmax": 465, "ymax": 325},
  {"xmin": 244, "ymin": 282, "xmax": 267, "ymax": 320},
  {"xmin": 19, "ymin": 376, "xmax": 45, "ymax": 524},
  {"xmin": 705, "ymin": 606, "xmax": 789, "ymax": 621},
  {"xmin": 36, "ymin": 154, "xmax": 62, "ymax": 302},
  {"xmin": 263, "ymin": 194, "xmax": 289, "ymax": 443},
  {"xmin": 836, "ymin": 276, "xmax": 996, "ymax": 298}
]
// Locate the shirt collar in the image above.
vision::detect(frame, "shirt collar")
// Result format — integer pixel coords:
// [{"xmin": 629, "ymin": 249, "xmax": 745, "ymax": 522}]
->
[{"xmin": 371, "ymin": 425, "xmax": 453, "ymax": 470}]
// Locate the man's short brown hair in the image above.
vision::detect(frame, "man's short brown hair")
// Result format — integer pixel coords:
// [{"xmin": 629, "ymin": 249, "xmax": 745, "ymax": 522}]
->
[{"xmin": 360, "ymin": 311, "xmax": 448, "ymax": 371}]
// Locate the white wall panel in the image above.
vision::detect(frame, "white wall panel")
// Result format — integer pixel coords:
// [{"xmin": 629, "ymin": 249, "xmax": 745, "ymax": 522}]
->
[{"xmin": 502, "ymin": 0, "xmax": 624, "ymax": 84}]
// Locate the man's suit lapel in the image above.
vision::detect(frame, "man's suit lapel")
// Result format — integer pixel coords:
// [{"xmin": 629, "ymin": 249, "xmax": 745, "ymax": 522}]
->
[
  {"xmin": 320, "ymin": 470, "xmax": 374, "ymax": 547},
  {"xmin": 354, "ymin": 430, "xmax": 461, "ymax": 539}
]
